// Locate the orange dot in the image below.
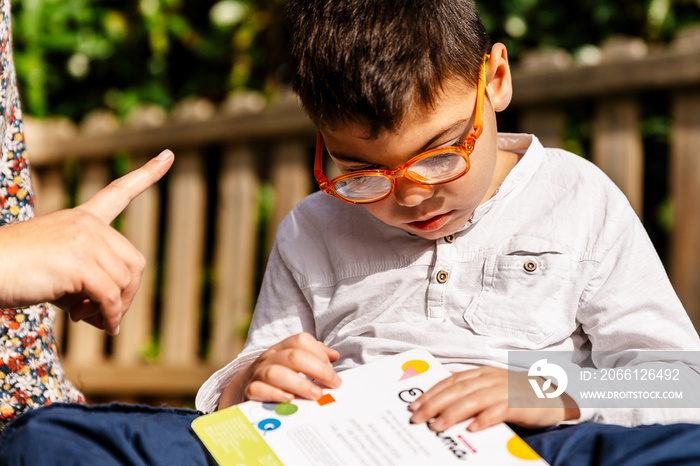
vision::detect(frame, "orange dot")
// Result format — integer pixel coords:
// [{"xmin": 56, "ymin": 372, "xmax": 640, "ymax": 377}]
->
[{"xmin": 317, "ymin": 393, "xmax": 336, "ymax": 406}]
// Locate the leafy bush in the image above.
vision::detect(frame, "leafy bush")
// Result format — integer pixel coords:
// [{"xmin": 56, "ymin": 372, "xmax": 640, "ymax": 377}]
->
[
  {"xmin": 12, "ymin": 0, "xmax": 287, "ymax": 119},
  {"xmin": 11, "ymin": 0, "xmax": 700, "ymax": 121}
]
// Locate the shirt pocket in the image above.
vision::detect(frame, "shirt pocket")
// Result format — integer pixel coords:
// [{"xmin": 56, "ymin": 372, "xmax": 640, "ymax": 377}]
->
[{"xmin": 463, "ymin": 238, "xmax": 576, "ymax": 348}]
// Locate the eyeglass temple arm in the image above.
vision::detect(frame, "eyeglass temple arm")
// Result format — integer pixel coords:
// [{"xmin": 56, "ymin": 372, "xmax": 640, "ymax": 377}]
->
[
  {"xmin": 314, "ymin": 131, "xmax": 329, "ymax": 190},
  {"xmin": 471, "ymin": 54, "xmax": 489, "ymax": 140}
]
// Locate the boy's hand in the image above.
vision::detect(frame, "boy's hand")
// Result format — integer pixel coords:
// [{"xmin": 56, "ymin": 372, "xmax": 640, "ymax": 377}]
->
[
  {"xmin": 0, "ymin": 150, "xmax": 174, "ymax": 335},
  {"xmin": 219, "ymin": 332, "xmax": 341, "ymax": 409},
  {"xmin": 409, "ymin": 366, "xmax": 580, "ymax": 432}
]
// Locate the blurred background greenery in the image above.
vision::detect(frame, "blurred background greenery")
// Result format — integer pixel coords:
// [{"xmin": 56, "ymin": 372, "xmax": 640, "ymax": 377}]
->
[{"xmin": 12, "ymin": 0, "xmax": 700, "ymax": 122}]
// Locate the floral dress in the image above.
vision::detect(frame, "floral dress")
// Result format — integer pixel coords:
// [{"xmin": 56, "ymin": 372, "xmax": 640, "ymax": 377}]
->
[{"xmin": 0, "ymin": 0, "xmax": 84, "ymax": 430}]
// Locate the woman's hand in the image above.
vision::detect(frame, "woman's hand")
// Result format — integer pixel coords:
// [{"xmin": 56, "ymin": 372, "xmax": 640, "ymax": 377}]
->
[{"xmin": 0, "ymin": 149, "xmax": 174, "ymax": 335}]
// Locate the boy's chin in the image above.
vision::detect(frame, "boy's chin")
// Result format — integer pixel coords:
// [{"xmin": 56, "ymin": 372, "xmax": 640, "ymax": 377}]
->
[{"xmin": 400, "ymin": 226, "xmax": 457, "ymax": 241}]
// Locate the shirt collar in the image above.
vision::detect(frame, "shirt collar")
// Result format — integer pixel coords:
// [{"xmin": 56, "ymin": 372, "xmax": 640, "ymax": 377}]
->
[{"xmin": 454, "ymin": 132, "xmax": 544, "ymax": 232}]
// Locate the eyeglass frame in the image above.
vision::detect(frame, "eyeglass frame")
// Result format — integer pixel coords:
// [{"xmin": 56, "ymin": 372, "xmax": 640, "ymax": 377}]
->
[{"xmin": 313, "ymin": 54, "xmax": 490, "ymax": 205}]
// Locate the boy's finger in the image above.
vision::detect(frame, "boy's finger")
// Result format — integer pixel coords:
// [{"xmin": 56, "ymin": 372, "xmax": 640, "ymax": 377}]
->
[
  {"xmin": 320, "ymin": 342, "xmax": 340, "ymax": 362},
  {"xmin": 411, "ymin": 374, "xmax": 499, "ymax": 424},
  {"xmin": 276, "ymin": 348, "xmax": 341, "ymax": 388},
  {"xmin": 245, "ymin": 381, "xmax": 295, "ymax": 404},
  {"xmin": 412, "ymin": 368, "xmax": 482, "ymax": 410},
  {"xmin": 277, "ymin": 332, "xmax": 338, "ymax": 364},
  {"xmin": 79, "ymin": 149, "xmax": 174, "ymax": 224},
  {"xmin": 467, "ymin": 403, "xmax": 509, "ymax": 432},
  {"xmin": 256, "ymin": 364, "xmax": 325, "ymax": 400},
  {"xmin": 423, "ymin": 388, "xmax": 497, "ymax": 432}
]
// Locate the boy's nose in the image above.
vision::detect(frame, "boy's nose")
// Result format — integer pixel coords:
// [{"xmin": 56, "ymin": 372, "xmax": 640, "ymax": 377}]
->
[{"xmin": 392, "ymin": 177, "xmax": 434, "ymax": 207}]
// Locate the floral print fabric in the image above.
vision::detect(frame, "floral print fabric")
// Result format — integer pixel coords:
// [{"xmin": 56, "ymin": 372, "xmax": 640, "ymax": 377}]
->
[{"xmin": 0, "ymin": 0, "xmax": 84, "ymax": 430}]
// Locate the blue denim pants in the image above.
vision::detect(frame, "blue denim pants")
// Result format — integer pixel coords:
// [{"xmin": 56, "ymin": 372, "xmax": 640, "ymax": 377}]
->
[
  {"xmin": 2, "ymin": 403, "xmax": 700, "ymax": 465},
  {"xmin": 0, "ymin": 403, "xmax": 211, "ymax": 466}
]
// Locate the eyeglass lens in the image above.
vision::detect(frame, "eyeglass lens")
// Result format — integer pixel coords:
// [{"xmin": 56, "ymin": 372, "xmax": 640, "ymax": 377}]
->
[{"xmin": 333, "ymin": 152, "xmax": 467, "ymax": 201}]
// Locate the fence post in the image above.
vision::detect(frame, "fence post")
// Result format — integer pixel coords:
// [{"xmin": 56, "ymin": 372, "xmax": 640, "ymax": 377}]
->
[
  {"xmin": 160, "ymin": 100, "xmax": 212, "ymax": 366},
  {"xmin": 512, "ymin": 49, "xmax": 569, "ymax": 148},
  {"xmin": 268, "ymin": 140, "xmax": 311, "ymax": 251},
  {"xmin": 211, "ymin": 145, "xmax": 259, "ymax": 366},
  {"xmin": 64, "ymin": 161, "xmax": 109, "ymax": 366},
  {"xmin": 518, "ymin": 107, "xmax": 563, "ymax": 148},
  {"xmin": 591, "ymin": 38, "xmax": 646, "ymax": 218},
  {"xmin": 114, "ymin": 107, "xmax": 168, "ymax": 365},
  {"xmin": 592, "ymin": 98, "xmax": 644, "ymax": 217},
  {"xmin": 670, "ymin": 89, "xmax": 700, "ymax": 328}
]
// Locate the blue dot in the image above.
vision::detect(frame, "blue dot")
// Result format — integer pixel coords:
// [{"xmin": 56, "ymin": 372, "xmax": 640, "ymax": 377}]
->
[{"xmin": 258, "ymin": 418, "xmax": 281, "ymax": 431}]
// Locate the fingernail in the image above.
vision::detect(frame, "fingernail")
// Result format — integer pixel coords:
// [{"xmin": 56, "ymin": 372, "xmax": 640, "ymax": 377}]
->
[
  {"xmin": 333, "ymin": 374, "xmax": 342, "ymax": 386},
  {"xmin": 430, "ymin": 419, "xmax": 444, "ymax": 431},
  {"xmin": 114, "ymin": 325, "xmax": 120, "ymax": 335},
  {"xmin": 409, "ymin": 401, "xmax": 421, "ymax": 411},
  {"xmin": 468, "ymin": 420, "xmax": 480, "ymax": 432},
  {"xmin": 311, "ymin": 387, "xmax": 322, "ymax": 399},
  {"xmin": 156, "ymin": 149, "xmax": 173, "ymax": 160}
]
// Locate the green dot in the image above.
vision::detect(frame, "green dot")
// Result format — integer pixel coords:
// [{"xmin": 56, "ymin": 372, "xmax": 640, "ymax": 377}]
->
[{"xmin": 274, "ymin": 403, "xmax": 298, "ymax": 416}]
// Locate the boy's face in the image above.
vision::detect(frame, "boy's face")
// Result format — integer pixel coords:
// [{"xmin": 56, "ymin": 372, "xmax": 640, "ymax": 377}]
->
[{"xmin": 321, "ymin": 78, "xmax": 502, "ymax": 241}]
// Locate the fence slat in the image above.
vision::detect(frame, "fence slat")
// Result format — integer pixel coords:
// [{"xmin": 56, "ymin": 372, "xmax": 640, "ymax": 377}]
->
[
  {"xmin": 518, "ymin": 106, "xmax": 563, "ymax": 148},
  {"xmin": 160, "ymin": 150, "xmax": 207, "ymax": 366},
  {"xmin": 31, "ymin": 166, "xmax": 69, "ymax": 346},
  {"xmin": 65, "ymin": 162, "xmax": 108, "ymax": 366},
  {"xmin": 268, "ymin": 140, "xmax": 311, "ymax": 250},
  {"xmin": 31, "ymin": 166, "xmax": 66, "ymax": 216},
  {"xmin": 112, "ymin": 154, "xmax": 161, "ymax": 365},
  {"xmin": 210, "ymin": 146, "xmax": 259, "ymax": 367},
  {"xmin": 670, "ymin": 90, "xmax": 700, "ymax": 327},
  {"xmin": 592, "ymin": 98, "xmax": 644, "ymax": 217}
]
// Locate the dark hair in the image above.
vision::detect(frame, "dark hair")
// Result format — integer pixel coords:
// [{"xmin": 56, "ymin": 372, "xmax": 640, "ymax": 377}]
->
[{"xmin": 286, "ymin": 0, "xmax": 490, "ymax": 137}]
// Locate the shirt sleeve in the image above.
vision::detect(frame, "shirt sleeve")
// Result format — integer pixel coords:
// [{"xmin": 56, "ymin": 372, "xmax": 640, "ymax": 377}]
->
[
  {"xmin": 577, "ymin": 195, "xmax": 700, "ymax": 351},
  {"xmin": 195, "ymin": 237, "xmax": 317, "ymax": 413},
  {"xmin": 573, "ymin": 189, "xmax": 700, "ymax": 426}
]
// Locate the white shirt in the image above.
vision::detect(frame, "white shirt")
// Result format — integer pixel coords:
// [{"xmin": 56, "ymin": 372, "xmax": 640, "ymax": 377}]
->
[{"xmin": 196, "ymin": 133, "xmax": 700, "ymax": 426}]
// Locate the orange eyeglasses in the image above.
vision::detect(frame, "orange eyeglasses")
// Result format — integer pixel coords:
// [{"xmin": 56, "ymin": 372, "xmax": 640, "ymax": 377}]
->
[{"xmin": 313, "ymin": 54, "xmax": 489, "ymax": 205}]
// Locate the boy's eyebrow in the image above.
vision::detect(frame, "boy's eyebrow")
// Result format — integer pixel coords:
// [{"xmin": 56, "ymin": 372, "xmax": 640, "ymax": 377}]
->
[{"xmin": 330, "ymin": 118, "xmax": 470, "ymax": 163}]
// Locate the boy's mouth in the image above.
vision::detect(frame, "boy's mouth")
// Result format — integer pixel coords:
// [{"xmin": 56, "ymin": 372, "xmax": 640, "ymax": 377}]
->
[{"xmin": 408, "ymin": 212, "xmax": 451, "ymax": 232}]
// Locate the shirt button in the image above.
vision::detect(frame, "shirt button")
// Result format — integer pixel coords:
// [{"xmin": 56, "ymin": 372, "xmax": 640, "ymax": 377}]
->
[
  {"xmin": 524, "ymin": 260, "xmax": 538, "ymax": 272},
  {"xmin": 436, "ymin": 270, "xmax": 449, "ymax": 283},
  {"xmin": 444, "ymin": 235, "xmax": 456, "ymax": 243}
]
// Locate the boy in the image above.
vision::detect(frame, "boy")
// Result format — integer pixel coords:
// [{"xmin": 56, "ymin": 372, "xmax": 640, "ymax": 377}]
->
[
  {"xmin": 4, "ymin": 1, "xmax": 700, "ymax": 465},
  {"xmin": 197, "ymin": 0, "xmax": 700, "ymax": 433}
]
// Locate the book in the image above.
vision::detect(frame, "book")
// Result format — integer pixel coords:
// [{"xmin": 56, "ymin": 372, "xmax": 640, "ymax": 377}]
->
[{"xmin": 192, "ymin": 349, "xmax": 548, "ymax": 465}]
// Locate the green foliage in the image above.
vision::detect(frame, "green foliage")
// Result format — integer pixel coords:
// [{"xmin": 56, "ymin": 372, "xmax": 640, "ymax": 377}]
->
[
  {"xmin": 10, "ymin": 0, "xmax": 700, "ymax": 121},
  {"xmin": 477, "ymin": 0, "xmax": 700, "ymax": 63},
  {"xmin": 12, "ymin": 0, "xmax": 286, "ymax": 119}
]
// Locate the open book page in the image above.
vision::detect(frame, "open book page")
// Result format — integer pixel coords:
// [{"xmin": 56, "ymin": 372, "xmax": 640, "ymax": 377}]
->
[{"xmin": 192, "ymin": 349, "xmax": 548, "ymax": 465}]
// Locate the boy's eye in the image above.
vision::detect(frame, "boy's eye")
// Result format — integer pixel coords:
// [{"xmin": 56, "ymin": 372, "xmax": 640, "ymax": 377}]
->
[
  {"xmin": 339, "ymin": 163, "xmax": 383, "ymax": 173},
  {"xmin": 441, "ymin": 136, "xmax": 463, "ymax": 150},
  {"xmin": 335, "ymin": 133, "xmax": 463, "ymax": 174}
]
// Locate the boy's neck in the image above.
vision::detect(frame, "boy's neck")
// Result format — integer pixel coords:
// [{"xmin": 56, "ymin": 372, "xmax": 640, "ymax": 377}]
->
[{"xmin": 480, "ymin": 149, "xmax": 522, "ymax": 204}]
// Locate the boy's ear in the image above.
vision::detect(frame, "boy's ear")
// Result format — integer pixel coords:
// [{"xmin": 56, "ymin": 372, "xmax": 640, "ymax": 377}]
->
[{"xmin": 486, "ymin": 43, "xmax": 513, "ymax": 112}]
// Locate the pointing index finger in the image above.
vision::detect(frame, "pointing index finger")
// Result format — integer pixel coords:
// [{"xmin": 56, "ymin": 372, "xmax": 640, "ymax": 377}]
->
[{"xmin": 79, "ymin": 150, "xmax": 174, "ymax": 224}]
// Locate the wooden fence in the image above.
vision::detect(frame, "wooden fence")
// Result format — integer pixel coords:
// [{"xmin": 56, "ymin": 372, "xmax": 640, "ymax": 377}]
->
[{"xmin": 25, "ymin": 29, "xmax": 700, "ymax": 407}]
